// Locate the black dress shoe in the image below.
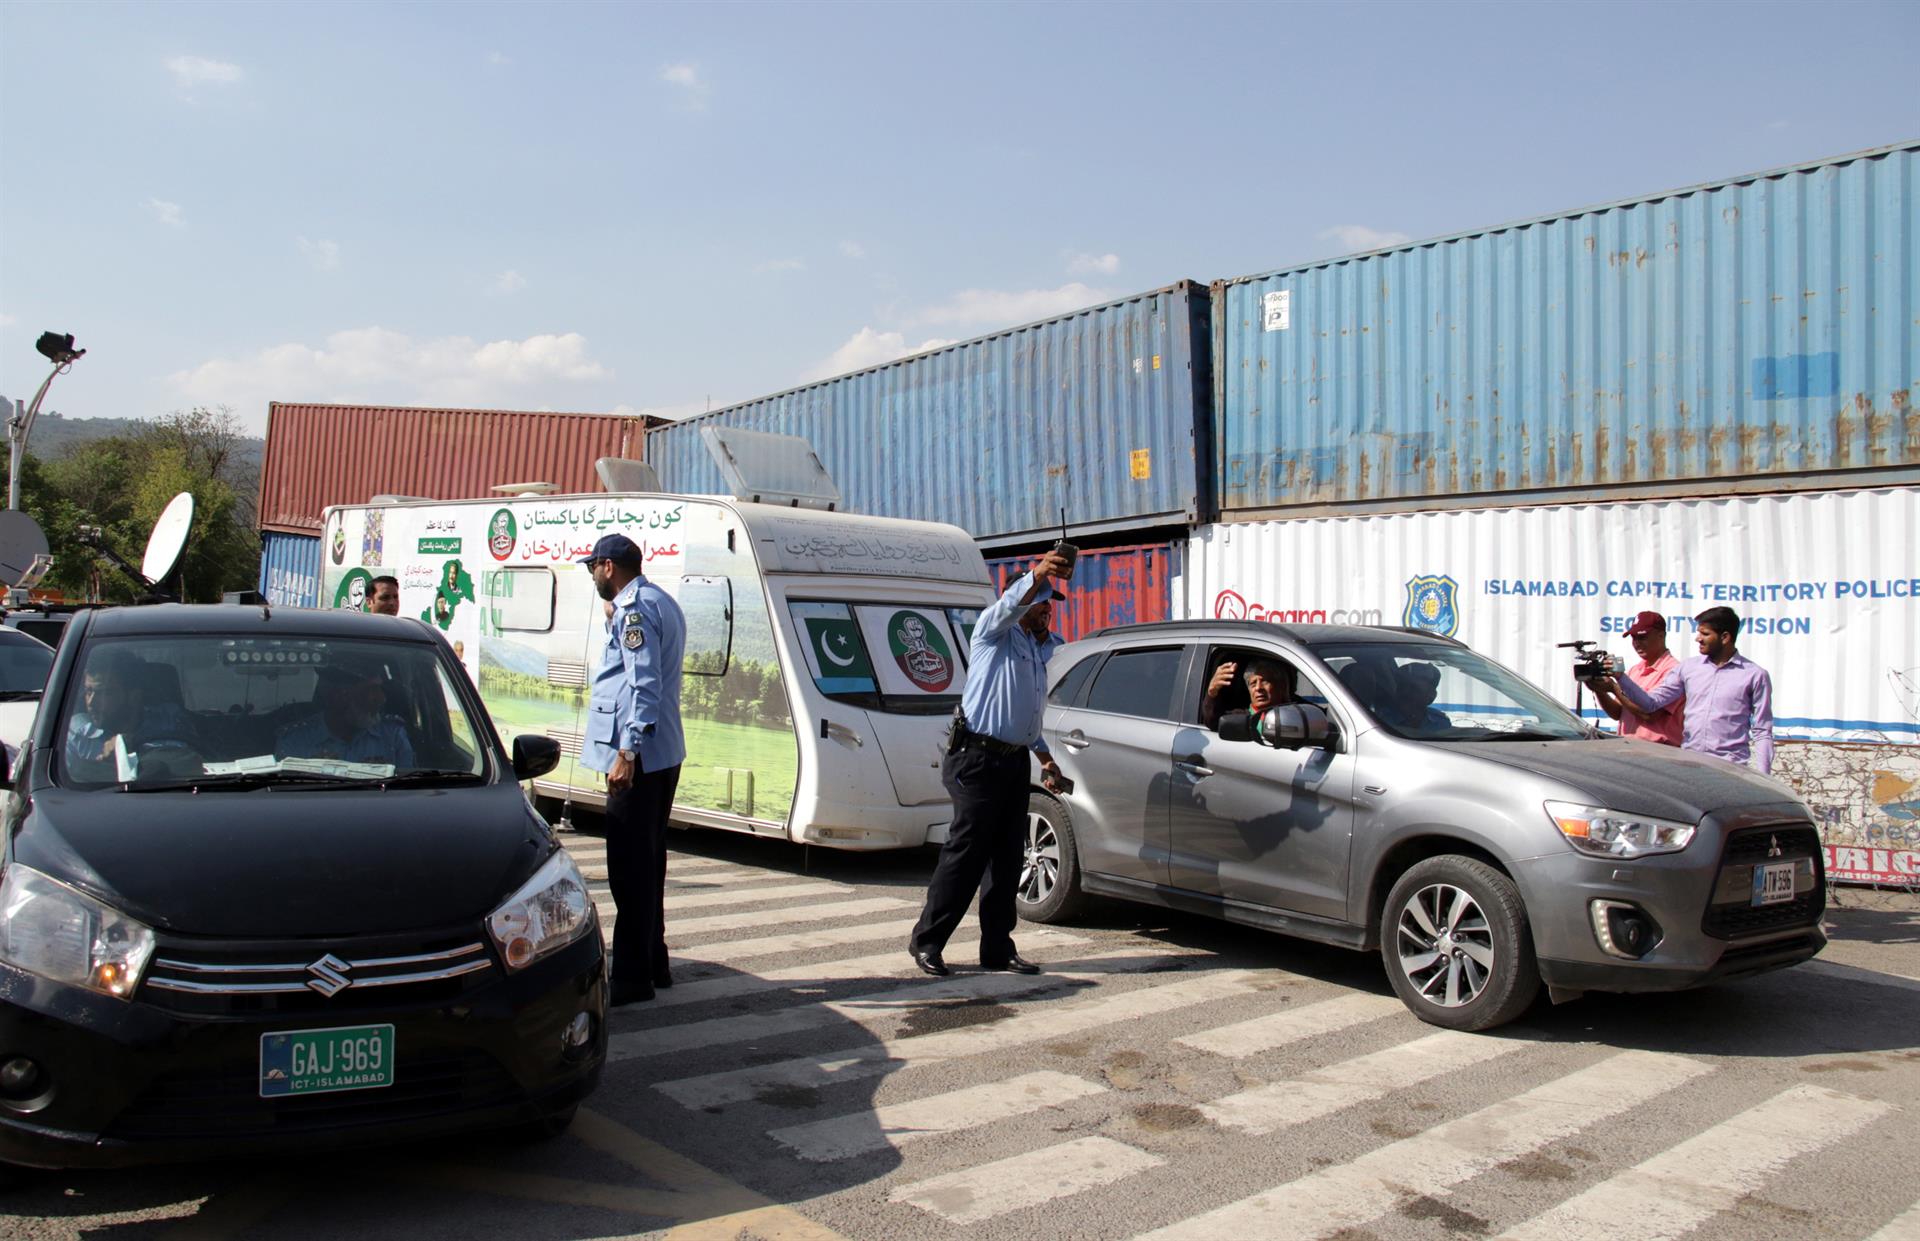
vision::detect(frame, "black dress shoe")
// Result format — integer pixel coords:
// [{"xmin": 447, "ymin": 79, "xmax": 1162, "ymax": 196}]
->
[
  {"xmin": 609, "ymin": 982, "xmax": 656, "ymax": 1007},
  {"xmin": 912, "ymin": 950, "xmax": 950, "ymax": 977},
  {"xmin": 982, "ymin": 954, "xmax": 1041, "ymax": 975},
  {"xmin": 653, "ymin": 969, "xmax": 674, "ymax": 989}
]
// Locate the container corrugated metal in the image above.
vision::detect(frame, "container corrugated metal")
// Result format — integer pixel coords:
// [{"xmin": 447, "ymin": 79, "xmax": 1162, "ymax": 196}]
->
[
  {"xmin": 258, "ymin": 531, "xmax": 321, "ymax": 608},
  {"xmin": 1214, "ymin": 142, "xmax": 1920, "ymax": 515},
  {"xmin": 258, "ymin": 404, "xmax": 652, "ymax": 534},
  {"xmin": 986, "ymin": 542, "xmax": 1179, "ymax": 644},
  {"xmin": 645, "ymin": 283, "xmax": 1212, "ymax": 547}
]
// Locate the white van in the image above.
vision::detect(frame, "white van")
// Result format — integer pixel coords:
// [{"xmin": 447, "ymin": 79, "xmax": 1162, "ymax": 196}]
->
[{"xmin": 318, "ymin": 486, "xmax": 993, "ymax": 850}]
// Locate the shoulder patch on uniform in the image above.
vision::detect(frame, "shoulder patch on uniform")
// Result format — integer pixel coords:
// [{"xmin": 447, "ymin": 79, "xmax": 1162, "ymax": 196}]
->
[{"xmin": 623, "ymin": 610, "xmax": 645, "ymax": 649}]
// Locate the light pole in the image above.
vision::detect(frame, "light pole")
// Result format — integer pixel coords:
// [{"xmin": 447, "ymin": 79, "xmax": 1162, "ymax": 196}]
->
[{"xmin": 9, "ymin": 331, "xmax": 86, "ymax": 510}]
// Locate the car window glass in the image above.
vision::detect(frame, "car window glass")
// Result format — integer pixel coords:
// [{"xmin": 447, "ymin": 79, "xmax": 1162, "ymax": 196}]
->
[
  {"xmin": 0, "ymin": 639, "xmax": 53, "ymax": 695},
  {"xmin": 1048, "ymin": 652, "xmax": 1100, "ymax": 706},
  {"xmin": 1084, "ymin": 647, "xmax": 1183, "ymax": 721},
  {"xmin": 1314, "ymin": 641, "xmax": 1585, "ymax": 740}
]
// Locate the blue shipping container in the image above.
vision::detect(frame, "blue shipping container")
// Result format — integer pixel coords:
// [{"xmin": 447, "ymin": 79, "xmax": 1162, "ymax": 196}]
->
[
  {"xmin": 1214, "ymin": 142, "xmax": 1919, "ymax": 515},
  {"xmin": 259, "ymin": 531, "xmax": 321, "ymax": 608},
  {"xmin": 646, "ymin": 283, "xmax": 1212, "ymax": 547}
]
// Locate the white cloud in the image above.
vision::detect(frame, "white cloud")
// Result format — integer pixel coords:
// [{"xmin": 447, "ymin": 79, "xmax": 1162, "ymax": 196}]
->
[
  {"xmin": 168, "ymin": 328, "xmax": 609, "ymax": 419},
  {"xmin": 297, "ymin": 236, "xmax": 341, "ymax": 271},
  {"xmin": 491, "ymin": 269, "xmax": 526, "ymax": 294},
  {"xmin": 1067, "ymin": 252, "xmax": 1121, "ymax": 276},
  {"xmin": 913, "ymin": 282, "xmax": 1108, "ymax": 329},
  {"xmin": 167, "ymin": 55, "xmax": 242, "ymax": 90},
  {"xmin": 661, "ymin": 62, "xmax": 709, "ymax": 109},
  {"xmin": 753, "ymin": 257, "xmax": 805, "ymax": 274},
  {"xmin": 803, "ymin": 328, "xmax": 958, "ymax": 382},
  {"xmin": 148, "ymin": 198, "xmax": 185, "ymax": 228},
  {"xmin": 839, "ymin": 240, "xmax": 866, "ymax": 260},
  {"xmin": 1320, "ymin": 224, "xmax": 1412, "ymax": 253},
  {"xmin": 0, "ymin": 313, "xmax": 16, "ymax": 329}
]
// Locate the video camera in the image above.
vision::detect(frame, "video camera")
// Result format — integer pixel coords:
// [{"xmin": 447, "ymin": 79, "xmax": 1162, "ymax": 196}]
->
[{"xmin": 1558, "ymin": 639, "xmax": 1624, "ymax": 683}]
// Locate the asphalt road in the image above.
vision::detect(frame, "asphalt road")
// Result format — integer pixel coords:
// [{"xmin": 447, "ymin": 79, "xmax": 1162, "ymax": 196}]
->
[{"xmin": 6, "ymin": 826, "xmax": 1919, "ymax": 1241}]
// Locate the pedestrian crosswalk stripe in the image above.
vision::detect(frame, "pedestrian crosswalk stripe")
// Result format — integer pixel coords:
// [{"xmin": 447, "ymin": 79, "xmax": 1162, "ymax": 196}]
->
[
  {"xmin": 598, "ymin": 896, "xmax": 915, "ymax": 938},
  {"xmin": 635, "ymin": 927, "xmax": 1090, "ymax": 1012},
  {"xmin": 768, "ymin": 1070, "xmax": 1105, "ymax": 1162},
  {"xmin": 1130, "ymin": 1050, "xmax": 1712, "ymax": 1241},
  {"xmin": 655, "ymin": 915, "xmax": 928, "ymax": 965},
  {"xmin": 890, "ymin": 1135, "xmax": 1164, "ymax": 1224},
  {"xmin": 655, "ymin": 963, "xmax": 1252, "ymax": 1110},
  {"xmin": 1866, "ymin": 1198, "xmax": 1920, "ymax": 1241},
  {"xmin": 1174, "ymin": 991, "xmax": 1404, "ymax": 1058},
  {"xmin": 1200, "ymin": 1028, "xmax": 1526, "ymax": 1135},
  {"xmin": 1496, "ymin": 1084, "xmax": 1892, "ymax": 1241},
  {"xmin": 609, "ymin": 947, "xmax": 1162, "ymax": 1062},
  {"xmin": 658, "ymin": 880, "xmax": 853, "ymax": 912}
]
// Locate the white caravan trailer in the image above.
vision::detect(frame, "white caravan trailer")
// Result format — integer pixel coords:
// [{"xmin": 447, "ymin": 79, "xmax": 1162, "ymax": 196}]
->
[{"xmin": 318, "ymin": 449, "xmax": 993, "ymax": 850}]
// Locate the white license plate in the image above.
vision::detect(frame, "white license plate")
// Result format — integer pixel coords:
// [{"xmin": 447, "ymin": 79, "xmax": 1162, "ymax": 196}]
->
[{"xmin": 1751, "ymin": 861, "xmax": 1798, "ymax": 907}]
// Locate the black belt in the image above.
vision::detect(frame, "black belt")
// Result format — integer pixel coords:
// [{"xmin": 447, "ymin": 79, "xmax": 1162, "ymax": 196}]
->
[{"xmin": 954, "ymin": 724, "xmax": 1027, "ymax": 757}]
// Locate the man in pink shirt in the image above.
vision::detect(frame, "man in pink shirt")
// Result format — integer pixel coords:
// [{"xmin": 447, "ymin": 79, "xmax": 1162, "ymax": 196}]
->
[
  {"xmin": 1607, "ymin": 606, "xmax": 1776, "ymax": 774},
  {"xmin": 1590, "ymin": 610, "xmax": 1684, "ymax": 747}
]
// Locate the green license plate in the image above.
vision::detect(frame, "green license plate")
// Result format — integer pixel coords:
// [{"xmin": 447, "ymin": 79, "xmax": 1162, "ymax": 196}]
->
[{"xmin": 259, "ymin": 1024, "xmax": 394, "ymax": 1097}]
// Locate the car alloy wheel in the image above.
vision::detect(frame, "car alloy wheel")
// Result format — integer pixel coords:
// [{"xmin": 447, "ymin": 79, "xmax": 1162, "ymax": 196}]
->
[
  {"xmin": 1020, "ymin": 809, "xmax": 1060, "ymax": 905},
  {"xmin": 1395, "ymin": 882, "xmax": 1495, "ymax": 1008}
]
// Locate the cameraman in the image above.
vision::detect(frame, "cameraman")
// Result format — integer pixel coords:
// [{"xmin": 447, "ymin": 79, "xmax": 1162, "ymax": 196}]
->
[
  {"xmin": 1586, "ymin": 611, "xmax": 1683, "ymax": 747},
  {"xmin": 1600, "ymin": 606, "xmax": 1775, "ymax": 774}
]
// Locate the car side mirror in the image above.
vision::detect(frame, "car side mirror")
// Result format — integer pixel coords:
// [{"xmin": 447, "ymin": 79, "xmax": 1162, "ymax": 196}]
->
[
  {"xmin": 512, "ymin": 735, "xmax": 561, "ymax": 782},
  {"xmin": 1229, "ymin": 703, "xmax": 1334, "ymax": 750},
  {"xmin": 1217, "ymin": 711, "xmax": 1258, "ymax": 743}
]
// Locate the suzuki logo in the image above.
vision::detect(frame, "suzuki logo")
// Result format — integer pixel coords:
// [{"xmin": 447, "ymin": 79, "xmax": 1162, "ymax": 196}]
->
[
  {"xmin": 306, "ymin": 954, "xmax": 352, "ymax": 997},
  {"xmin": 1767, "ymin": 835, "xmax": 1784, "ymax": 859}
]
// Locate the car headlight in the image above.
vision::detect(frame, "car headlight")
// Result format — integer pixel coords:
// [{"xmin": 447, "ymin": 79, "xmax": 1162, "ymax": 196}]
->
[
  {"xmin": 1546, "ymin": 800, "xmax": 1697, "ymax": 859},
  {"xmin": 0, "ymin": 864, "xmax": 156, "ymax": 999},
  {"xmin": 485, "ymin": 849, "xmax": 594, "ymax": 972}
]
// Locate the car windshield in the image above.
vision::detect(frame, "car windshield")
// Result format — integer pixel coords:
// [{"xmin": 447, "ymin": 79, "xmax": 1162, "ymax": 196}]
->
[
  {"xmin": 56, "ymin": 635, "xmax": 490, "ymax": 789},
  {"xmin": 1310, "ymin": 640, "xmax": 1589, "ymax": 741},
  {"xmin": 0, "ymin": 635, "xmax": 53, "ymax": 697}
]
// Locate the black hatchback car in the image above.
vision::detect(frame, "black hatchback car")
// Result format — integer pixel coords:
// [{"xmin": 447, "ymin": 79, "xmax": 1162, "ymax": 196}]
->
[{"xmin": 0, "ymin": 605, "xmax": 605, "ymax": 1173}]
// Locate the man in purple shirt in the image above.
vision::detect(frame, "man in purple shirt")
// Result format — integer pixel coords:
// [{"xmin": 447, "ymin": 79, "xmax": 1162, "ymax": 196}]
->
[{"xmin": 1605, "ymin": 606, "xmax": 1775, "ymax": 773}]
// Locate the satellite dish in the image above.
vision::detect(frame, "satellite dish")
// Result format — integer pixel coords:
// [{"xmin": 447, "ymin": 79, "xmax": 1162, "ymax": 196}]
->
[
  {"xmin": 142, "ymin": 492, "xmax": 195, "ymax": 584},
  {"xmin": 0, "ymin": 511, "xmax": 50, "ymax": 586}
]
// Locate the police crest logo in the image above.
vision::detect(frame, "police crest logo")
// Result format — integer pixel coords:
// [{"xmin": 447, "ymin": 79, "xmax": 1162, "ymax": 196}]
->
[
  {"xmin": 1403, "ymin": 573, "xmax": 1461, "ymax": 637},
  {"xmin": 623, "ymin": 612, "xmax": 645, "ymax": 650},
  {"xmin": 888, "ymin": 610, "xmax": 953, "ymax": 692},
  {"xmin": 487, "ymin": 508, "xmax": 517, "ymax": 561}
]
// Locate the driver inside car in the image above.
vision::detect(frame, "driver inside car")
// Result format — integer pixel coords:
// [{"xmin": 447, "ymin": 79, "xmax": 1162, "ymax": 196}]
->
[
  {"xmin": 65, "ymin": 652, "xmax": 200, "ymax": 770},
  {"xmin": 275, "ymin": 657, "xmax": 416, "ymax": 768}
]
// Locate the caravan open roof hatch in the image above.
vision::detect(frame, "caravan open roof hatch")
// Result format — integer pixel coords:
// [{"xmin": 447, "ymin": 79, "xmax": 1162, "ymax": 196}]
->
[{"xmin": 699, "ymin": 426, "xmax": 841, "ymax": 511}]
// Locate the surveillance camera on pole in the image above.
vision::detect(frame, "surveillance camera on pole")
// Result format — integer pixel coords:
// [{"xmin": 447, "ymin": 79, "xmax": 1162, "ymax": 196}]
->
[{"xmin": 9, "ymin": 331, "xmax": 87, "ymax": 511}]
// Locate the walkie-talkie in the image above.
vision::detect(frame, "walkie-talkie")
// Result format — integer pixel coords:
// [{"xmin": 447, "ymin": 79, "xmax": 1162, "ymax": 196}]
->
[{"xmin": 1050, "ymin": 506, "xmax": 1078, "ymax": 579}]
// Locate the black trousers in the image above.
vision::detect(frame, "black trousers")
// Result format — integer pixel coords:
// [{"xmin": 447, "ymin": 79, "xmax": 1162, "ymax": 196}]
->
[
  {"xmin": 604, "ymin": 763, "xmax": 681, "ymax": 992},
  {"xmin": 910, "ymin": 744, "xmax": 1029, "ymax": 964}
]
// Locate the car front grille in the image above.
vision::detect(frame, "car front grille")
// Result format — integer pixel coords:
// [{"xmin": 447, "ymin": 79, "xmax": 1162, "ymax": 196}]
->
[
  {"xmin": 140, "ymin": 933, "xmax": 497, "ymax": 1016},
  {"xmin": 106, "ymin": 1047, "xmax": 520, "ymax": 1141},
  {"xmin": 1701, "ymin": 825, "xmax": 1825, "ymax": 940}
]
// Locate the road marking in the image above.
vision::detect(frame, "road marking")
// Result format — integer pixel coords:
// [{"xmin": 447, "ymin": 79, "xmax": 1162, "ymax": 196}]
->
[
  {"xmin": 768, "ymin": 1069, "xmax": 1105, "ymax": 1161},
  {"xmin": 612, "ymin": 947, "xmax": 1168, "ymax": 1061},
  {"xmin": 1497, "ymin": 1084, "xmax": 1892, "ymax": 1241},
  {"xmin": 1200, "ymin": 1027, "xmax": 1528, "ymax": 1134},
  {"xmin": 655, "ymin": 962, "xmax": 1252, "ymax": 1110},
  {"xmin": 660, "ymin": 880, "xmax": 853, "ymax": 911},
  {"xmin": 601, "ymin": 896, "xmax": 915, "ymax": 937},
  {"xmin": 1803, "ymin": 958, "xmax": 1920, "ymax": 995},
  {"xmin": 633, "ymin": 927, "xmax": 1089, "ymax": 1012},
  {"xmin": 1867, "ymin": 1198, "xmax": 1920, "ymax": 1241},
  {"xmin": 1131, "ymin": 1049, "xmax": 1712, "ymax": 1241},
  {"xmin": 158, "ymin": 1177, "xmax": 297, "ymax": 1240},
  {"xmin": 650, "ymin": 915, "xmax": 926, "ymax": 963},
  {"xmin": 891, "ymin": 1135, "xmax": 1164, "ymax": 1224},
  {"xmin": 1174, "ymin": 991, "xmax": 1404, "ymax": 1058}
]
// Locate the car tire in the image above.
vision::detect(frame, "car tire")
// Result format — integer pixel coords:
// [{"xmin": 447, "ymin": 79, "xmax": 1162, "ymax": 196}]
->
[
  {"xmin": 1016, "ymin": 793, "xmax": 1086, "ymax": 924},
  {"xmin": 1380, "ymin": 855, "xmax": 1540, "ymax": 1032}
]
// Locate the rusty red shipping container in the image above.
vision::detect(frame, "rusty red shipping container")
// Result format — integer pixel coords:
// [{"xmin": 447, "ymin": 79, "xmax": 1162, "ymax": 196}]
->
[
  {"xmin": 258, "ymin": 403, "xmax": 654, "ymax": 534},
  {"xmin": 985, "ymin": 542, "xmax": 1180, "ymax": 644}
]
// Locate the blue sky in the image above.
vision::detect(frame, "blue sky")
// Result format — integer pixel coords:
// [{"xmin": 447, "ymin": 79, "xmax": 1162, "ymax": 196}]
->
[{"xmin": 2, "ymin": 0, "xmax": 1915, "ymax": 435}]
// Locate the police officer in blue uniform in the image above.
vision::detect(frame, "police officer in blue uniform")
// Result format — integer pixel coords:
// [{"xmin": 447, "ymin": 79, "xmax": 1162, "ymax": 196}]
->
[
  {"xmin": 909, "ymin": 549, "xmax": 1073, "ymax": 977},
  {"xmin": 580, "ymin": 534, "xmax": 687, "ymax": 1006}
]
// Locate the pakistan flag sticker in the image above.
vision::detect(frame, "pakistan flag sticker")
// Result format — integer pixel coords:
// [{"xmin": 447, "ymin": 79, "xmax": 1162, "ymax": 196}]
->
[
  {"xmin": 888, "ymin": 610, "xmax": 953, "ymax": 692},
  {"xmin": 805, "ymin": 616, "xmax": 872, "ymax": 682}
]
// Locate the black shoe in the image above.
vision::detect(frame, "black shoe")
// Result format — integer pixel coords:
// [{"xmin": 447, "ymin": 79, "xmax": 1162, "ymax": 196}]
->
[
  {"xmin": 610, "ymin": 981, "xmax": 656, "ymax": 1007},
  {"xmin": 982, "ymin": 954, "xmax": 1040, "ymax": 975},
  {"xmin": 912, "ymin": 950, "xmax": 950, "ymax": 977},
  {"xmin": 654, "ymin": 969, "xmax": 674, "ymax": 990}
]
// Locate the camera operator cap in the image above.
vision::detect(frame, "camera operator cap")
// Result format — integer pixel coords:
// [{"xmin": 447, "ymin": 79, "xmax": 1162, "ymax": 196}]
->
[
  {"xmin": 1625, "ymin": 610, "xmax": 1666, "ymax": 637},
  {"xmin": 579, "ymin": 533, "xmax": 643, "ymax": 567}
]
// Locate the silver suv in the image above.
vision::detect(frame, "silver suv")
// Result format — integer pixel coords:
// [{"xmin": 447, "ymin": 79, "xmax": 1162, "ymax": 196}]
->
[{"xmin": 1017, "ymin": 621, "xmax": 1825, "ymax": 1031}]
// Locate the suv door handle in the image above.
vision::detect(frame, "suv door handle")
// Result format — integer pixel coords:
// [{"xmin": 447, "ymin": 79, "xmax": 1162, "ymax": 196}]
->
[
  {"xmin": 1174, "ymin": 758, "xmax": 1214, "ymax": 778},
  {"xmin": 1060, "ymin": 730, "xmax": 1090, "ymax": 751}
]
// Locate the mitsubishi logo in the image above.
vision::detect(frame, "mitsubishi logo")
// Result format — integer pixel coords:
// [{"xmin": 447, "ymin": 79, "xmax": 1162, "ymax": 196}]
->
[
  {"xmin": 1767, "ymin": 835, "xmax": 1784, "ymax": 859},
  {"xmin": 306, "ymin": 954, "xmax": 352, "ymax": 997}
]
